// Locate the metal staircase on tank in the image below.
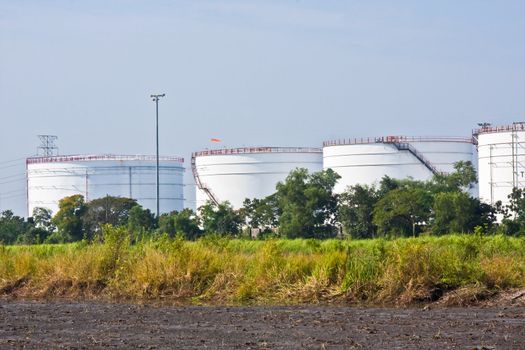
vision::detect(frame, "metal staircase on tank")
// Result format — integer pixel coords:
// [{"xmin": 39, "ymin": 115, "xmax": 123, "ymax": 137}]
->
[
  {"xmin": 190, "ymin": 154, "xmax": 220, "ymax": 206},
  {"xmin": 385, "ymin": 141, "xmax": 442, "ymax": 176}
]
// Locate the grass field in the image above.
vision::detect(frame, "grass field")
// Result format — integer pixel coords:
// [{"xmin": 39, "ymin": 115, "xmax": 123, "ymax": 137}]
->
[{"xmin": 1, "ymin": 230, "xmax": 524, "ymax": 305}]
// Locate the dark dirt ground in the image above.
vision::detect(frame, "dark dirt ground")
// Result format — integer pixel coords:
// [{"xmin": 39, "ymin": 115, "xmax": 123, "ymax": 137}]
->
[{"xmin": 0, "ymin": 300, "xmax": 524, "ymax": 349}]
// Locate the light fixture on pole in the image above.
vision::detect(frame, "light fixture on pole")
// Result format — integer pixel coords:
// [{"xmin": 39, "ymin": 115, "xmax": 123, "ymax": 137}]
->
[
  {"xmin": 477, "ymin": 122, "xmax": 491, "ymax": 128},
  {"xmin": 151, "ymin": 93, "xmax": 165, "ymax": 218}
]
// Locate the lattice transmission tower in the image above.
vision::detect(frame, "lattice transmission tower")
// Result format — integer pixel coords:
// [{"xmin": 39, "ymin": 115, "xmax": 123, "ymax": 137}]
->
[{"xmin": 37, "ymin": 135, "xmax": 59, "ymax": 156}]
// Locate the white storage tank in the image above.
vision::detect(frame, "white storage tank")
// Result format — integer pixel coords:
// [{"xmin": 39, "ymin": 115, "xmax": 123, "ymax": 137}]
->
[
  {"xmin": 476, "ymin": 124, "xmax": 525, "ymax": 207},
  {"xmin": 26, "ymin": 154, "xmax": 184, "ymax": 215},
  {"xmin": 323, "ymin": 136, "xmax": 476, "ymax": 193},
  {"xmin": 192, "ymin": 147, "xmax": 323, "ymax": 208}
]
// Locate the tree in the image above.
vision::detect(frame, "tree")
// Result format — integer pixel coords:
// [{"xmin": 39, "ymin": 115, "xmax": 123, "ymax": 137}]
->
[
  {"xmin": 275, "ymin": 168, "xmax": 340, "ymax": 238},
  {"xmin": 432, "ymin": 191, "xmax": 478, "ymax": 234},
  {"xmin": 338, "ymin": 184, "xmax": 378, "ymax": 238},
  {"xmin": 16, "ymin": 221, "xmax": 45, "ymax": 245},
  {"xmin": 432, "ymin": 161, "xmax": 477, "ymax": 192},
  {"xmin": 373, "ymin": 185, "xmax": 432, "ymax": 237},
  {"xmin": 51, "ymin": 194, "xmax": 87, "ymax": 242},
  {"xmin": 241, "ymin": 196, "xmax": 278, "ymax": 232},
  {"xmin": 127, "ymin": 205, "xmax": 156, "ymax": 239},
  {"xmin": 0, "ymin": 210, "xmax": 29, "ymax": 244},
  {"xmin": 377, "ymin": 176, "xmax": 399, "ymax": 197},
  {"xmin": 83, "ymin": 196, "xmax": 138, "ymax": 240},
  {"xmin": 32, "ymin": 207, "xmax": 55, "ymax": 233},
  {"xmin": 158, "ymin": 212, "xmax": 176, "ymax": 236},
  {"xmin": 17, "ymin": 207, "xmax": 56, "ymax": 244},
  {"xmin": 275, "ymin": 168, "xmax": 309, "ymax": 238},
  {"xmin": 473, "ymin": 199, "xmax": 497, "ymax": 232},
  {"xmin": 173, "ymin": 208, "xmax": 201, "ymax": 239},
  {"xmin": 499, "ymin": 188, "xmax": 525, "ymax": 235},
  {"xmin": 200, "ymin": 201, "xmax": 242, "ymax": 235},
  {"xmin": 158, "ymin": 209, "xmax": 201, "ymax": 239},
  {"xmin": 448, "ymin": 161, "xmax": 477, "ymax": 190}
]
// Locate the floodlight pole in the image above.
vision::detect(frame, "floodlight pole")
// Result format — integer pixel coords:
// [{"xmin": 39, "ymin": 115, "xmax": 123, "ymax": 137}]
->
[{"xmin": 151, "ymin": 93, "xmax": 165, "ymax": 218}]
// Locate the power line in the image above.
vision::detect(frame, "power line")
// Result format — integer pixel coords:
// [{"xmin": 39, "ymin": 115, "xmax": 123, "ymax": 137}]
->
[
  {"xmin": 0, "ymin": 162, "xmax": 25, "ymax": 170},
  {"xmin": 0, "ymin": 177, "xmax": 26, "ymax": 185},
  {"xmin": 0, "ymin": 193, "xmax": 26, "ymax": 200},
  {"xmin": 0, "ymin": 172, "xmax": 26, "ymax": 181},
  {"xmin": 0, "ymin": 188, "xmax": 26, "ymax": 195},
  {"xmin": 0, "ymin": 157, "xmax": 26, "ymax": 166}
]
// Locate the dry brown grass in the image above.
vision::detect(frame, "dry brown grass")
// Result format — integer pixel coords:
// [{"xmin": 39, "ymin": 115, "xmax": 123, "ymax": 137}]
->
[{"xmin": 1, "ymin": 231, "xmax": 524, "ymax": 306}]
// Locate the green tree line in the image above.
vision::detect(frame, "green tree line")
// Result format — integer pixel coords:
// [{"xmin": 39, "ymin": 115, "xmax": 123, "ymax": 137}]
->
[{"xmin": 1, "ymin": 161, "xmax": 524, "ymax": 244}]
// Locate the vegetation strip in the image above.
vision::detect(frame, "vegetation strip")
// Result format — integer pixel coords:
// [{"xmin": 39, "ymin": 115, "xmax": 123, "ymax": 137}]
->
[
  {"xmin": 1, "ymin": 232, "xmax": 524, "ymax": 305},
  {"xmin": 1, "ymin": 161, "xmax": 516, "ymax": 244}
]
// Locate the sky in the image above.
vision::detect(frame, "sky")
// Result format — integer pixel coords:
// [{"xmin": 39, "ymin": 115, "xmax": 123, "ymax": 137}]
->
[{"xmin": 1, "ymin": 0, "xmax": 524, "ymax": 215}]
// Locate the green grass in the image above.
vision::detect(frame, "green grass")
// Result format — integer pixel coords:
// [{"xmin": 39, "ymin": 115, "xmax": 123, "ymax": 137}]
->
[{"xmin": 1, "ymin": 232, "xmax": 524, "ymax": 305}]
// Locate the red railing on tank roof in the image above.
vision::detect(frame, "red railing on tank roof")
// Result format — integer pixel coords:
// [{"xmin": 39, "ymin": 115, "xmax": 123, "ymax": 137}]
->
[
  {"xmin": 323, "ymin": 136, "xmax": 474, "ymax": 147},
  {"xmin": 473, "ymin": 123, "xmax": 525, "ymax": 136},
  {"xmin": 192, "ymin": 147, "xmax": 322, "ymax": 157},
  {"xmin": 26, "ymin": 154, "xmax": 184, "ymax": 165}
]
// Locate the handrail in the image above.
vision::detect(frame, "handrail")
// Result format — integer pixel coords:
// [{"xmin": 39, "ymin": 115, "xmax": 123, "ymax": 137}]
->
[
  {"xmin": 192, "ymin": 146, "xmax": 321, "ymax": 158},
  {"xmin": 473, "ymin": 123, "xmax": 525, "ymax": 136},
  {"xmin": 26, "ymin": 154, "xmax": 184, "ymax": 165},
  {"xmin": 323, "ymin": 136, "xmax": 473, "ymax": 147},
  {"xmin": 191, "ymin": 154, "xmax": 219, "ymax": 205},
  {"xmin": 388, "ymin": 142, "xmax": 442, "ymax": 176}
]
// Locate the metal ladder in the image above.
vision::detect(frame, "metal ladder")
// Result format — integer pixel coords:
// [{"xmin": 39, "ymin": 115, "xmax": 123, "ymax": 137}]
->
[
  {"xmin": 387, "ymin": 142, "xmax": 441, "ymax": 176},
  {"xmin": 190, "ymin": 154, "xmax": 220, "ymax": 205}
]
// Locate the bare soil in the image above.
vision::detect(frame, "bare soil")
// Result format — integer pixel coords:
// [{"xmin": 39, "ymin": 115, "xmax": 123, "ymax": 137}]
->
[{"xmin": 1, "ymin": 300, "xmax": 524, "ymax": 349}]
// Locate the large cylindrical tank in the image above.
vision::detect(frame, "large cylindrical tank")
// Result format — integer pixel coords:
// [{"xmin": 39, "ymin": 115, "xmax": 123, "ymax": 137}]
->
[
  {"xmin": 192, "ymin": 147, "xmax": 323, "ymax": 208},
  {"xmin": 26, "ymin": 154, "xmax": 184, "ymax": 215},
  {"xmin": 476, "ymin": 124, "xmax": 525, "ymax": 207},
  {"xmin": 323, "ymin": 136, "xmax": 476, "ymax": 193}
]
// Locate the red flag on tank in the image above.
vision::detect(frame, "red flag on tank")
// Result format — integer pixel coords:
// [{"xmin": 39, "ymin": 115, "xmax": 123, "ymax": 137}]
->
[{"xmin": 210, "ymin": 138, "xmax": 221, "ymax": 142}]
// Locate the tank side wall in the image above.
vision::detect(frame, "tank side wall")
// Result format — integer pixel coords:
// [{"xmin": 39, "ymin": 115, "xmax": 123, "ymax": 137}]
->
[
  {"xmin": 477, "ymin": 131, "xmax": 522, "ymax": 207},
  {"xmin": 195, "ymin": 152, "xmax": 323, "ymax": 208},
  {"xmin": 409, "ymin": 141, "xmax": 475, "ymax": 173},
  {"xmin": 27, "ymin": 160, "xmax": 184, "ymax": 215},
  {"xmin": 323, "ymin": 144, "xmax": 432, "ymax": 193},
  {"xmin": 323, "ymin": 141, "xmax": 475, "ymax": 194}
]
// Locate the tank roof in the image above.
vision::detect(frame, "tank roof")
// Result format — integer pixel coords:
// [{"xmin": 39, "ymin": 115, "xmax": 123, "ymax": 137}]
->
[
  {"xmin": 473, "ymin": 123, "xmax": 525, "ymax": 136},
  {"xmin": 323, "ymin": 136, "xmax": 474, "ymax": 147},
  {"xmin": 26, "ymin": 154, "xmax": 184, "ymax": 165},
  {"xmin": 192, "ymin": 146, "xmax": 322, "ymax": 158}
]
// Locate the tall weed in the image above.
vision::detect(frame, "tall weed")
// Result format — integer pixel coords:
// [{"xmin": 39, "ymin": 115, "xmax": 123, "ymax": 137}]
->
[{"xmin": 1, "ymin": 234, "xmax": 524, "ymax": 304}]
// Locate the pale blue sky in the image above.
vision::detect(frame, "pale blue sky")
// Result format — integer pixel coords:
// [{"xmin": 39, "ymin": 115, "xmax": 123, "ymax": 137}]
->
[{"xmin": 1, "ymin": 0, "xmax": 524, "ymax": 214}]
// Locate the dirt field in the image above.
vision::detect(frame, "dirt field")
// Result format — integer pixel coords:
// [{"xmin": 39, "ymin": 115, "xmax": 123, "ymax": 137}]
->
[{"xmin": 0, "ymin": 300, "xmax": 524, "ymax": 349}]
